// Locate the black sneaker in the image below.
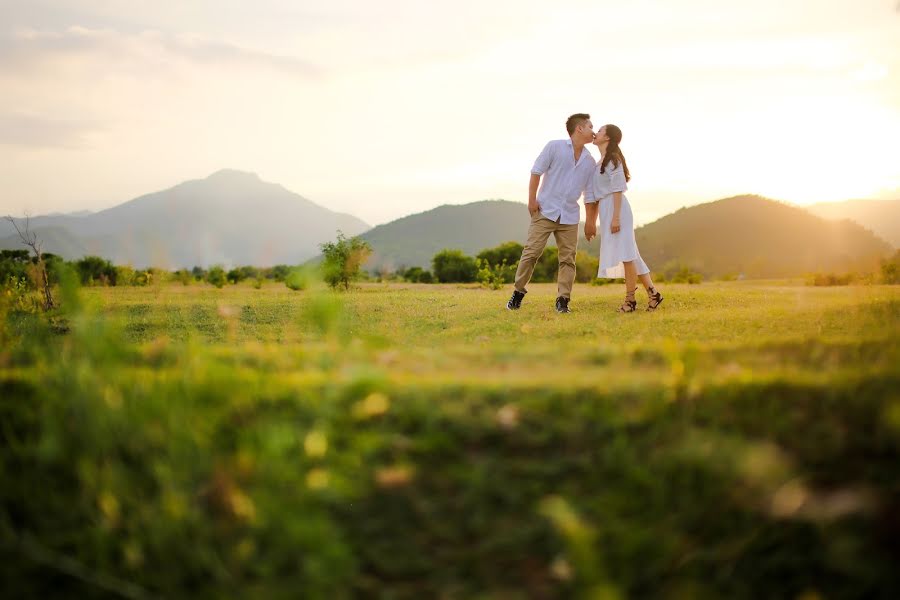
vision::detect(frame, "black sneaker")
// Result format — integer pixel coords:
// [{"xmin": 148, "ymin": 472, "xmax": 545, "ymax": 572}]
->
[
  {"xmin": 507, "ymin": 289, "xmax": 526, "ymax": 310},
  {"xmin": 555, "ymin": 296, "xmax": 571, "ymax": 313}
]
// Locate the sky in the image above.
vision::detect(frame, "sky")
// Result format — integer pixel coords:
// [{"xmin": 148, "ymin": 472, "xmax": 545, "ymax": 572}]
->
[{"xmin": 0, "ymin": 0, "xmax": 898, "ymax": 227}]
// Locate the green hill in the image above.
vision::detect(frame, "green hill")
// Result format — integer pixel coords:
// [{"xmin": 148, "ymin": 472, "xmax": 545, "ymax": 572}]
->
[
  {"xmin": 363, "ymin": 195, "xmax": 893, "ymax": 278},
  {"xmin": 806, "ymin": 198, "xmax": 900, "ymax": 247},
  {"xmin": 633, "ymin": 195, "xmax": 893, "ymax": 278},
  {"xmin": 361, "ymin": 200, "xmax": 531, "ymax": 270}
]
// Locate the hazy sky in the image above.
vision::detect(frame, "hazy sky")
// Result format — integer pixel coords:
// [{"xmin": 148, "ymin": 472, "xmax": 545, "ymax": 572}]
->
[{"xmin": 1, "ymin": 0, "xmax": 898, "ymax": 226}]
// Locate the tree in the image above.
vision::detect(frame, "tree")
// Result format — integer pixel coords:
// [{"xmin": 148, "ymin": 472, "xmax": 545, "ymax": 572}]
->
[
  {"xmin": 75, "ymin": 256, "xmax": 117, "ymax": 286},
  {"xmin": 3, "ymin": 215, "xmax": 55, "ymax": 310},
  {"xmin": 206, "ymin": 265, "xmax": 227, "ymax": 288},
  {"xmin": 270, "ymin": 265, "xmax": 291, "ymax": 281},
  {"xmin": 881, "ymin": 250, "xmax": 900, "ymax": 284},
  {"xmin": 173, "ymin": 268, "xmax": 193, "ymax": 285},
  {"xmin": 0, "ymin": 249, "xmax": 31, "ymax": 286},
  {"xmin": 432, "ymin": 249, "xmax": 478, "ymax": 283},
  {"xmin": 477, "ymin": 241, "xmax": 523, "ymax": 270},
  {"xmin": 191, "ymin": 266, "xmax": 207, "ymax": 281},
  {"xmin": 401, "ymin": 266, "xmax": 434, "ymax": 283},
  {"xmin": 531, "ymin": 247, "xmax": 559, "ymax": 283},
  {"xmin": 574, "ymin": 251, "xmax": 600, "ymax": 283},
  {"xmin": 226, "ymin": 268, "xmax": 244, "ymax": 284},
  {"xmin": 320, "ymin": 231, "xmax": 372, "ymax": 290}
]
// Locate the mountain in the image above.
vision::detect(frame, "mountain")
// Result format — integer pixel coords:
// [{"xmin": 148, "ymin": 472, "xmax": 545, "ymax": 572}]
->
[
  {"xmin": 806, "ymin": 199, "xmax": 900, "ymax": 247},
  {"xmin": 361, "ymin": 195, "xmax": 893, "ymax": 278},
  {"xmin": 632, "ymin": 195, "xmax": 893, "ymax": 277},
  {"xmin": 361, "ymin": 200, "xmax": 532, "ymax": 269},
  {"xmin": 0, "ymin": 170, "xmax": 369, "ymax": 268}
]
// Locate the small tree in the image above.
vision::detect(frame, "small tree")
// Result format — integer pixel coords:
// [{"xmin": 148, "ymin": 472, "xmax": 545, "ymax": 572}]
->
[
  {"xmin": 402, "ymin": 266, "xmax": 434, "ymax": 283},
  {"xmin": 477, "ymin": 242, "xmax": 523, "ymax": 270},
  {"xmin": 319, "ymin": 231, "xmax": 372, "ymax": 290},
  {"xmin": 574, "ymin": 251, "xmax": 600, "ymax": 283},
  {"xmin": 3, "ymin": 215, "xmax": 55, "ymax": 310},
  {"xmin": 432, "ymin": 249, "xmax": 478, "ymax": 283},
  {"xmin": 75, "ymin": 255, "xmax": 117, "ymax": 286},
  {"xmin": 191, "ymin": 265, "xmax": 207, "ymax": 281},
  {"xmin": 476, "ymin": 242, "xmax": 521, "ymax": 284},
  {"xmin": 174, "ymin": 268, "xmax": 193, "ymax": 285},
  {"xmin": 476, "ymin": 258, "xmax": 507, "ymax": 290},
  {"xmin": 206, "ymin": 265, "xmax": 227, "ymax": 288},
  {"xmin": 881, "ymin": 250, "xmax": 900, "ymax": 284}
]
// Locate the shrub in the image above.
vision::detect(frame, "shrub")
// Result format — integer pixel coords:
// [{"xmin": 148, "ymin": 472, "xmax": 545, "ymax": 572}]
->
[
  {"xmin": 476, "ymin": 258, "xmax": 508, "ymax": 290},
  {"xmin": 476, "ymin": 242, "xmax": 521, "ymax": 284},
  {"xmin": 191, "ymin": 266, "xmax": 207, "ymax": 281},
  {"xmin": 75, "ymin": 255, "xmax": 117, "ymax": 286},
  {"xmin": 270, "ymin": 264, "xmax": 291, "ymax": 282},
  {"xmin": 285, "ymin": 266, "xmax": 315, "ymax": 291},
  {"xmin": 531, "ymin": 247, "xmax": 559, "ymax": 283},
  {"xmin": 206, "ymin": 265, "xmax": 227, "ymax": 288},
  {"xmin": 320, "ymin": 231, "xmax": 372, "ymax": 290},
  {"xmin": 0, "ymin": 250, "xmax": 30, "ymax": 287},
  {"xmin": 807, "ymin": 272, "xmax": 855, "ymax": 287},
  {"xmin": 574, "ymin": 251, "xmax": 599, "ymax": 283},
  {"xmin": 401, "ymin": 266, "xmax": 434, "ymax": 284},
  {"xmin": 173, "ymin": 268, "xmax": 193, "ymax": 285},
  {"xmin": 658, "ymin": 261, "xmax": 703, "ymax": 284},
  {"xmin": 432, "ymin": 249, "xmax": 478, "ymax": 283},
  {"xmin": 881, "ymin": 250, "xmax": 900, "ymax": 284}
]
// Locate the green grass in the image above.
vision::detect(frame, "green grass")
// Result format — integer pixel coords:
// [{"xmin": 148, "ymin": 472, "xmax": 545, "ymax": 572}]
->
[
  {"xmin": 2, "ymin": 280, "xmax": 899, "ymax": 599},
  {"xmin": 82, "ymin": 280, "xmax": 899, "ymax": 385}
]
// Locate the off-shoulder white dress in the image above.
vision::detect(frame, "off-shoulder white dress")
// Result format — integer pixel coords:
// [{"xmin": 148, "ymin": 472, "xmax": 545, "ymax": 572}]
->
[{"xmin": 590, "ymin": 159, "xmax": 650, "ymax": 278}]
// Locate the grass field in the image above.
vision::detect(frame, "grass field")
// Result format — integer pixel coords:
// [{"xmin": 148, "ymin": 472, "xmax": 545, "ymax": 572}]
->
[
  {"xmin": 82, "ymin": 280, "xmax": 900, "ymax": 385},
  {"xmin": 2, "ymin": 280, "xmax": 899, "ymax": 599}
]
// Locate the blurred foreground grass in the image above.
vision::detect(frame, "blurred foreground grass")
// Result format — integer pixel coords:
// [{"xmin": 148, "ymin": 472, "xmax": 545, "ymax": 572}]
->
[{"xmin": 1, "ymin": 280, "xmax": 899, "ymax": 599}]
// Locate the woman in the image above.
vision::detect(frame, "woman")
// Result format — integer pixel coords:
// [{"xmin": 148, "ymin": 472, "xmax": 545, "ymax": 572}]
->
[{"xmin": 589, "ymin": 124, "xmax": 663, "ymax": 312}]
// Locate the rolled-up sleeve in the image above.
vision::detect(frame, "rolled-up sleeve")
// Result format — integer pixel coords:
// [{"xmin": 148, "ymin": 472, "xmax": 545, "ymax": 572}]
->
[
  {"xmin": 531, "ymin": 141, "xmax": 553, "ymax": 175},
  {"xmin": 609, "ymin": 162, "xmax": 627, "ymax": 192},
  {"xmin": 583, "ymin": 169, "xmax": 599, "ymax": 203}
]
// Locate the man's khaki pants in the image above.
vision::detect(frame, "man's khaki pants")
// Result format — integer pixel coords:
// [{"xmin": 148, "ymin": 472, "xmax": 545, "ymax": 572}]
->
[{"xmin": 514, "ymin": 212, "xmax": 579, "ymax": 299}]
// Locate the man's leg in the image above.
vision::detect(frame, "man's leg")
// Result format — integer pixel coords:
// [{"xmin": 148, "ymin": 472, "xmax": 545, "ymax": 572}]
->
[
  {"xmin": 553, "ymin": 223, "xmax": 579, "ymax": 299},
  {"xmin": 514, "ymin": 214, "xmax": 554, "ymax": 293}
]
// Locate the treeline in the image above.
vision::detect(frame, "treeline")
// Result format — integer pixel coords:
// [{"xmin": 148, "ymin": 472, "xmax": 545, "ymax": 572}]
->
[
  {"xmin": 392, "ymin": 242, "xmax": 601, "ymax": 285},
  {"xmin": 1, "ymin": 249, "xmax": 298, "ymax": 290}
]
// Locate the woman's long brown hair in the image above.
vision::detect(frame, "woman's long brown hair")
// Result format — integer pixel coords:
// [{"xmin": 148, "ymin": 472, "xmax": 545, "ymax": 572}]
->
[{"xmin": 599, "ymin": 124, "xmax": 630, "ymax": 182}]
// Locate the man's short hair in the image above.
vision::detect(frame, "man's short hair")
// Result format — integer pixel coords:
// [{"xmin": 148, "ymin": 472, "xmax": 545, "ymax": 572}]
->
[{"xmin": 566, "ymin": 113, "xmax": 590, "ymax": 135}]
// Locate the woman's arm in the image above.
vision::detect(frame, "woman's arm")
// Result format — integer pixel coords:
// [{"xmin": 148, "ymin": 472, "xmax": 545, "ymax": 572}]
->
[{"xmin": 611, "ymin": 192, "xmax": 622, "ymax": 234}]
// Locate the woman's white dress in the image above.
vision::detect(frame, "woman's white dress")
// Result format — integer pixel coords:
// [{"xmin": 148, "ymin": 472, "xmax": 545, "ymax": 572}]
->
[{"xmin": 591, "ymin": 158, "xmax": 650, "ymax": 278}]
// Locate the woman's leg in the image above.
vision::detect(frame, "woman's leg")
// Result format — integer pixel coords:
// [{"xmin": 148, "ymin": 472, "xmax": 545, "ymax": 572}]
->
[
  {"xmin": 618, "ymin": 261, "xmax": 637, "ymax": 312},
  {"xmin": 623, "ymin": 261, "xmax": 638, "ymax": 295},
  {"xmin": 638, "ymin": 272, "xmax": 664, "ymax": 310},
  {"xmin": 638, "ymin": 273, "xmax": 656, "ymax": 293}
]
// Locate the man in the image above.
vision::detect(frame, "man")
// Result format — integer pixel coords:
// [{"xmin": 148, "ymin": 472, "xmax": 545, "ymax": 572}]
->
[{"xmin": 506, "ymin": 113, "xmax": 597, "ymax": 313}]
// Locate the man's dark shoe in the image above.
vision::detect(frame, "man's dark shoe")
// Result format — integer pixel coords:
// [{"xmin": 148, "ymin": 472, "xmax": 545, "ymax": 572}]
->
[
  {"xmin": 555, "ymin": 296, "xmax": 571, "ymax": 313},
  {"xmin": 507, "ymin": 289, "xmax": 526, "ymax": 310}
]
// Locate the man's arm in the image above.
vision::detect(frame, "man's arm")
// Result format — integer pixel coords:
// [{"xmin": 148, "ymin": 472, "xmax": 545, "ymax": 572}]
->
[
  {"xmin": 528, "ymin": 173, "xmax": 541, "ymax": 215},
  {"xmin": 584, "ymin": 202, "xmax": 599, "ymax": 241}
]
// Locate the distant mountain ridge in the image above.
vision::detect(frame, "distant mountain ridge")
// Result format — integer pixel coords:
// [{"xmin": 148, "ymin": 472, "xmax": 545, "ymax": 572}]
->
[
  {"xmin": 806, "ymin": 199, "xmax": 900, "ymax": 247},
  {"xmin": 3, "ymin": 177, "xmax": 892, "ymax": 278},
  {"xmin": 0, "ymin": 169, "xmax": 369, "ymax": 268},
  {"xmin": 361, "ymin": 195, "xmax": 893, "ymax": 278},
  {"xmin": 632, "ymin": 195, "xmax": 892, "ymax": 277}
]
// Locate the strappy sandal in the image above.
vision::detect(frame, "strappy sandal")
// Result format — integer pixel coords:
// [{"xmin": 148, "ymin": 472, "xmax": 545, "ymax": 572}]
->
[
  {"xmin": 617, "ymin": 299, "xmax": 637, "ymax": 313},
  {"xmin": 646, "ymin": 288, "xmax": 664, "ymax": 312}
]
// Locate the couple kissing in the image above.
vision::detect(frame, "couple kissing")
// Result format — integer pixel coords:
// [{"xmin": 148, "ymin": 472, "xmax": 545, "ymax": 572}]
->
[{"xmin": 506, "ymin": 113, "xmax": 664, "ymax": 314}]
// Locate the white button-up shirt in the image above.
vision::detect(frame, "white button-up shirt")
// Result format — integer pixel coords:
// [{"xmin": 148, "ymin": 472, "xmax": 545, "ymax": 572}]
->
[{"xmin": 531, "ymin": 138, "xmax": 597, "ymax": 225}]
